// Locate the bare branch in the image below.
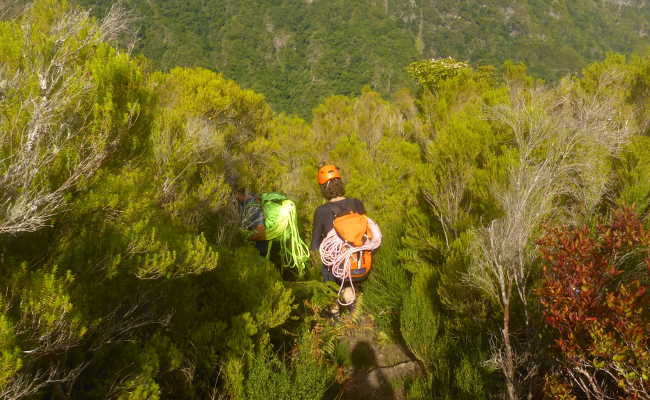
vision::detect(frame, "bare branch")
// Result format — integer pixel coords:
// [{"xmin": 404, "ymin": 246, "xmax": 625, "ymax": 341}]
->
[
  {"xmin": 0, "ymin": 363, "xmax": 87, "ymax": 400},
  {"xmin": 0, "ymin": 4, "xmax": 135, "ymax": 236},
  {"xmin": 1, "ymin": 290, "xmax": 170, "ymax": 399}
]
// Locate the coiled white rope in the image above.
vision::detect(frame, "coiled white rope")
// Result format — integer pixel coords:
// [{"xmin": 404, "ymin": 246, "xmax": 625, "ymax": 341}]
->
[{"xmin": 319, "ymin": 218, "xmax": 382, "ymax": 306}]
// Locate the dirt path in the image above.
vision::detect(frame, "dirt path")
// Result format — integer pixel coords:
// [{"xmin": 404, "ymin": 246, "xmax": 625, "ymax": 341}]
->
[{"xmin": 329, "ymin": 306, "xmax": 424, "ymax": 400}]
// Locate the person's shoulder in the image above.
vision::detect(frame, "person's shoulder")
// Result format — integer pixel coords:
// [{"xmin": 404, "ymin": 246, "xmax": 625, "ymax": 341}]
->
[
  {"xmin": 314, "ymin": 202, "xmax": 330, "ymax": 214},
  {"xmin": 348, "ymin": 198, "xmax": 365, "ymax": 212}
]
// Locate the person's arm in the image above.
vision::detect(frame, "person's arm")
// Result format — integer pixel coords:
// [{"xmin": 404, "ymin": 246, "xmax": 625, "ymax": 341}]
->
[
  {"xmin": 311, "ymin": 207, "xmax": 324, "ymax": 251},
  {"xmin": 310, "ymin": 208, "xmax": 324, "ymax": 268}
]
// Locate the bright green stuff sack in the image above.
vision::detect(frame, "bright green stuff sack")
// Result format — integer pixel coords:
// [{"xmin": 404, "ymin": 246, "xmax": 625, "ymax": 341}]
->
[{"xmin": 261, "ymin": 193, "xmax": 310, "ymax": 274}]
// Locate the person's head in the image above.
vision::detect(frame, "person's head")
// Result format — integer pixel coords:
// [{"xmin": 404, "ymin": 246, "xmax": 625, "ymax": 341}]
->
[{"xmin": 317, "ymin": 164, "xmax": 345, "ymax": 200}]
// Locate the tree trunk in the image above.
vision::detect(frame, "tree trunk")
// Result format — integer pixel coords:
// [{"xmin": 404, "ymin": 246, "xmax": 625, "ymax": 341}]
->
[{"xmin": 503, "ymin": 305, "xmax": 518, "ymax": 400}]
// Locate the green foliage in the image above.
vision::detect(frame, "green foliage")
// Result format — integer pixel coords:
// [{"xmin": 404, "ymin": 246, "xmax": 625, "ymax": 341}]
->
[
  {"xmin": 115, "ymin": 345, "xmax": 161, "ymax": 400},
  {"xmin": 236, "ymin": 333, "xmax": 334, "ymax": 400},
  {"xmin": 3, "ymin": 1, "xmax": 650, "ymax": 399},
  {"xmin": 0, "ymin": 0, "xmax": 153, "ymax": 236},
  {"xmin": 0, "ymin": 2, "xmax": 301, "ymax": 398},
  {"xmin": 406, "ymin": 375, "xmax": 433, "ymax": 399},
  {"xmin": 67, "ymin": 0, "xmax": 650, "ymax": 116},
  {"xmin": 362, "ymin": 238, "xmax": 410, "ymax": 335},
  {"xmin": 615, "ymin": 136, "xmax": 650, "ymax": 215},
  {"xmin": 0, "ymin": 311, "xmax": 22, "ymax": 389},
  {"xmin": 14, "ymin": 265, "xmax": 85, "ymax": 337},
  {"xmin": 393, "ymin": 62, "xmax": 513, "ymax": 396},
  {"xmin": 71, "ymin": 0, "xmax": 420, "ymax": 117},
  {"xmin": 407, "ymin": 57, "xmax": 471, "ymax": 93},
  {"xmin": 400, "ymin": 272, "xmax": 444, "ymax": 369}
]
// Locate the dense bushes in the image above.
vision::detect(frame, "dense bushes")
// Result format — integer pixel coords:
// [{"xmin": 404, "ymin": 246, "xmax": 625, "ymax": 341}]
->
[
  {"xmin": 1, "ymin": 1, "xmax": 650, "ymax": 399},
  {"xmin": 538, "ymin": 210, "xmax": 650, "ymax": 399}
]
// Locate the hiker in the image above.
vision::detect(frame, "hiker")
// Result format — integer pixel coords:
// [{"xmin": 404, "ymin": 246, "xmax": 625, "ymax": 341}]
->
[
  {"xmin": 311, "ymin": 164, "xmax": 381, "ymax": 316},
  {"xmin": 237, "ymin": 188, "xmax": 310, "ymax": 273},
  {"xmin": 236, "ymin": 188, "xmax": 269, "ymax": 257}
]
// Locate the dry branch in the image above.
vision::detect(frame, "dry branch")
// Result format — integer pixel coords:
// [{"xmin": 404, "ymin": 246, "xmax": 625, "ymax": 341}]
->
[{"xmin": 0, "ymin": 4, "xmax": 134, "ymax": 236}]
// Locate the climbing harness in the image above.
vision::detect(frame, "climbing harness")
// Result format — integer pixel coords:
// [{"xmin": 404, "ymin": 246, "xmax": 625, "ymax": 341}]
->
[
  {"xmin": 319, "ymin": 217, "xmax": 381, "ymax": 306},
  {"xmin": 261, "ymin": 193, "xmax": 310, "ymax": 274}
]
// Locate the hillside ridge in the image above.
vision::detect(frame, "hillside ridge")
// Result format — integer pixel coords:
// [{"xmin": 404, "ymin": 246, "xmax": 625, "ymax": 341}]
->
[{"xmin": 74, "ymin": 0, "xmax": 650, "ymax": 116}]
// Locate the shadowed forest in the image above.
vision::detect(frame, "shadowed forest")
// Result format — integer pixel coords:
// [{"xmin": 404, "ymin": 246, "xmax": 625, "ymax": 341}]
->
[{"xmin": 1, "ymin": 1, "xmax": 649, "ymax": 399}]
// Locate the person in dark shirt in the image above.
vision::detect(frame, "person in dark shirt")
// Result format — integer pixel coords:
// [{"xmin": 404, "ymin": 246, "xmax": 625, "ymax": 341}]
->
[{"xmin": 311, "ymin": 164, "xmax": 366, "ymax": 285}]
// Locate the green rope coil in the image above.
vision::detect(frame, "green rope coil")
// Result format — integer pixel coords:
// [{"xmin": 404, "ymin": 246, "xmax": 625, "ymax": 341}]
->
[{"xmin": 261, "ymin": 193, "xmax": 310, "ymax": 274}]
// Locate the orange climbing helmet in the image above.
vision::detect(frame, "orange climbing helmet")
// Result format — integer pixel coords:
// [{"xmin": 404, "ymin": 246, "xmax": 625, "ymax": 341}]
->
[{"xmin": 317, "ymin": 164, "xmax": 341, "ymax": 185}]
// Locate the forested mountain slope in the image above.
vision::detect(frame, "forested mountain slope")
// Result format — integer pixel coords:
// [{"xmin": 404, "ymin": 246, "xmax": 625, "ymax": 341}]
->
[{"xmin": 72, "ymin": 0, "xmax": 650, "ymax": 116}]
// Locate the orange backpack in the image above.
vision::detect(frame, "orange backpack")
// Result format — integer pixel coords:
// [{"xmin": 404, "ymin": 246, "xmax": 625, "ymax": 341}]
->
[{"xmin": 332, "ymin": 211, "xmax": 373, "ymax": 280}]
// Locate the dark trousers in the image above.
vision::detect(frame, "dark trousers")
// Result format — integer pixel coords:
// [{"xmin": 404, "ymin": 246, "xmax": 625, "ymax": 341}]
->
[
  {"xmin": 254, "ymin": 240, "xmax": 269, "ymax": 257},
  {"xmin": 321, "ymin": 264, "xmax": 337, "ymax": 283}
]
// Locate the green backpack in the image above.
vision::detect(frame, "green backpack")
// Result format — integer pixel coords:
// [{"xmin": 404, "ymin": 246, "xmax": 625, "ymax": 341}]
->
[{"xmin": 260, "ymin": 192, "xmax": 310, "ymax": 274}]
